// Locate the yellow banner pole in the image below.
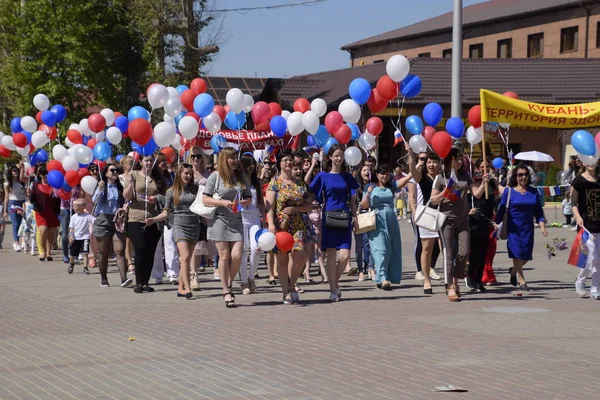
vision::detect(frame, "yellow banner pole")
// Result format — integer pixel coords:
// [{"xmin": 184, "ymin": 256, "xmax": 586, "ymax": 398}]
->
[{"xmin": 481, "ymin": 123, "xmax": 488, "ymax": 199}]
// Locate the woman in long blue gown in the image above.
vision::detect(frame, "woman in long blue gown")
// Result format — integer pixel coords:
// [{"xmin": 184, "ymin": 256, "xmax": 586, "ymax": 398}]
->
[{"xmin": 360, "ymin": 164, "xmax": 404, "ymax": 290}]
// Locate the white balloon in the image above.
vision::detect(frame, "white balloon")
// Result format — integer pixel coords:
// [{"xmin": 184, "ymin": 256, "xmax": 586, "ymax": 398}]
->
[
  {"xmin": 287, "ymin": 112, "xmax": 304, "ymax": 136},
  {"xmin": 2, "ymin": 135, "xmax": 15, "ymax": 150},
  {"xmin": 20, "ymin": 116, "xmax": 37, "ymax": 133},
  {"xmin": 16, "ymin": 145, "xmax": 30, "ymax": 157},
  {"xmin": 167, "ymin": 86, "xmax": 180, "ymax": 98},
  {"xmin": 153, "ymin": 121, "xmax": 176, "ymax": 148},
  {"xmin": 577, "ymin": 151, "xmax": 599, "ymax": 166},
  {"xmin": 79, "ymin": 119, "xmax": 93, "ymax": 137},
  {"xmin": 257, "ymin": 231, "xmax": 276, "ymax": 251},
  {"xmin": 52, "ymin": 144, "xmax": 69, "ymax": 161},
  {"xmin": 386, "ymin": 55, "xmax": 410, "ymax": 82},
  {"xmin": 243, "ymin": 94, "xmax": 255, "ymax": 113},
  {"xmin": 31, "ymin": 130, "xmax": 49, "ymax": 148},
  {"xmin": 62, "ymin": 155, "xmax": 79, "ymax": 171},
  {"xmin": 148, "ymin": 84, "xmax": 169, "ymax": 109},
  {"xmin": 466, "ymin": 126, "xmax": 482, "ymax": 145},
  {"xmin": 95, "ymin": 131, "xmax": 105, "ymax": 142},
  {"xmin": 69, "ymin": 123, "xmax": 81, "ymax": 133},
  {"xmin": 203, "ymin": 112, "xmax": 222, "ymax": 133},
  {"xmin": 409, "ymin": 135, "xmax": 428, "ymax": 154},
  {"xmin": 81, "ymin": 176, "xmax": 98, "ymax": 195},
  {"xmin": 358, "ymin": 132, "xmax": 376, "ymax": 151},
  {"xmin": 163, "ymin": 113, "xmax": 174, "ymax": 123},
  {"xmin": 172, "ymin": 135, "xmax": 183, "ymax": 150},
  {"xmin": 281, "ymin": 110, "xmax": 291, "ymax": 121},
  {"xmin": 106, "ymin": 127, "xmax": 122, "ymax": 145},
  {"xmin": 179, "ymin": 116, "xmax": 199, "ymax": 140},
  {"xmin": 64, "ymin": 137, "xmax": 75, "ymax": 148},
  {"xmin": 310, "ymin": 98, "xmax": 327, "ymax": 118},
  {"xmin": 100, "ymin": 108, "xmax": 115, "ymax": 126},
  {"xmin": 302, "ymin": 111, "xmax": 319, "ymax": 135},
  {"xmin": 226, "ymin": 88, "xmax": 245, "ymax": 114},
  {"xmin": 0, "ymin": 131, "xmax": 4, "ymax": 142},
  {"xmin": 164, "ymin": 97, "xmax": 182, "ymax": 118},
  {"xmin": 33, "ymin": 94, "xmax": 50, "ymax": 111},
  {"xmin": 73, "ymin": 144, "xmax": 93, "ymax": 164},
  {"xmin": 499, "ymin": 122, "xmax": 511, "ymax": 129},
  {"xmin": 338, "ymin": 99, "xmax": 361, "ymax": 124},
  {"xmin": 344, "ymin": 146, "xmax": 363, "ymax": 167}
]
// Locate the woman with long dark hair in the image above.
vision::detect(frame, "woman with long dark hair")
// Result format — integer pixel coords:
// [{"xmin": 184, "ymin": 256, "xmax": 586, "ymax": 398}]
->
[
  {"xmin": 92, "ymin": 162, "xmax": 130, "ymax": 288},
  {"xmin": 354, "ymin": 164, "xmax": 375, "ymax": 281},
  {"xmin": 124, "ymin": 154, "xmax": 166, "ymax": 293},
  {"xmin": 4, "ymin": 163, "xmax": 27, "ymax": 251},
  {"xmin": 30, "ymin": 165, "xmax": 61, "ymax": 261}
]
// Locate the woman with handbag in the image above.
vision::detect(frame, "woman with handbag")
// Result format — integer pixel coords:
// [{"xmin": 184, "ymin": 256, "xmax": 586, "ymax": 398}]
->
[
  {"xmin": 30, "ymin": 165, "xmax": 61, "ymax": 261},
  {"xmin": 430, "ymin": 147, "xmax": 489, "ymax": 301},
  {"xmin": 92, "ymin": 162, "xmax": 130, "ymax": 288},
  {"xmin": 354, "ymin": 165, "xmax": 375, "ymax": 282},
  {"xmin": 495, "ymin": 164, "xmax": 547, "ymax": 291},
  {"xmin": 4, "ymin": 163, "xmax": 27, "ymax": 252},
  {"xmin": 203, "ymin": 147, "xmax": 252, "ymax": 307},
  {"xmin": 360, "ymin": 164, "xmax": 405, "ymax": 290},
  {"xmin": 309, "ymin": 145, "xmax": 359, "ymax": 302}
]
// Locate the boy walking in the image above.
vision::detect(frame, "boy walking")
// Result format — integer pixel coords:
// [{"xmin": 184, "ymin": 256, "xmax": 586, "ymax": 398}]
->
[{"xmin": 68, "ymin": 199, "xmax": 94, "ymax": 276}]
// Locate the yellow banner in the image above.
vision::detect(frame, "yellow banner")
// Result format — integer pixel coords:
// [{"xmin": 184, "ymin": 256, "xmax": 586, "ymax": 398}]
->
[{"xmin": 480, "ymin": 89, "xmax": 600, "ymax": 129}]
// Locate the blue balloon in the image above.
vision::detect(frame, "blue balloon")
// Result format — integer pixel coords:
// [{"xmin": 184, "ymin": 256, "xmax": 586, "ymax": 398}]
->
[
  {"xmin": 22, "ymin": 131, "xmax": 32, "ymax": 145},
  {"xmin": 349, "ymin": 78, "xmax": 371, "ymax": 105},
  {"xmin": 115, "ymin": 154, "xmax": 124, "ymax": 163},
  {"xmin": 323, "ymin": 137, "xmax": 339, "ymax": 155},
  {"xmin": 193, "ymin": 93, "xmax": 215, "ymax": 118},
  {"xmin": 492, "ymin": 157, "xmax": 504, "ymax": 170},
  {"xmin": 405, "ymin": 115, "xmax": 424, "ymax": 135},
  {"xmin": 79, "ymin": 162, "xmax": 90, "ymax": 168},
  {"xmin": 128, "ymin": 106, "xmax": 149, "ymax": 122},
  {"xmin": 115, "ymin": 115, "xmax": 129, "ymax": 133},
  {"xmin": 307, "ymin": 135, "xmax": 316, "ymax": 147},
  {"xmin": 572, "ymin": 130, "xmax": 596, "ymax": 156},
  {"xmin": 225, "ymin": 111, "xmax": 247, "ymax": 130},
  {"xmin": 210, "ymin": 135, "xmax": 226, "ymax": 154},
  {"xmin": 314, "ymin": 125, "xmax": 330, "ymax": 148},
  {"xmin": 132, "ymin": 139, "xmax": 158, "ymax": 156},
  {"xmin": 176, "ymin": 85, "xmax": 189, "ymax": 95},
  {"xmin": 270, "ymin": 115, "xmax": 287, "ymax": 138},
  {"xmin": 93, "ymin": 142, "xmax": 111, "ymax": 161},
  {"xmin": 62, "ymin": 182, "xmax": 72, "ymax": 192},
  {"xmin": 36, "ymin": 149, "xmax": 48, "ymax": 163},
  {"xmin": 50, "ymin": 104, "xmax": 67, "ymax": 123},
  {"xmin": 174, "ymin": 111, "xmax": 186, "ymax": 128},
  {"xmin": 400, "ymin": 75, "xmax": 422, "ymax": 98},
  {"xmin": 47, "ymin": 170, "xmax": 65, "ymax": 189},
  {"xmin": 41, "ymin": 110, "xmax": 56, "ymax": 127},
  {"xmin": 254, "ymin": 228, "xmax": 269, "ymax": 243},
  {"xmin": 446, "ymin": 117, "xmax": 465, "ymax": 139},
  {"xmin": 10, "ymin": 117, "xmax": 21, "ymax": 133},
  {"xmin": 82, "ymin": 135, "xmax": 89, "ymax": 145},
  {"xmin": 348, "ymin": 123, "xmax": 361, "ymax": 140},
  {"xmin": 423, "ymin": 103, "xmax": 443, "ymax": 127}
]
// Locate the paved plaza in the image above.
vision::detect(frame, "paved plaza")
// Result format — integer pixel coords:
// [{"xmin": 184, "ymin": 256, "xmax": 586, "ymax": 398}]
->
[{"xmin": 0, "ymin": 221, "xmax": 597, "ymax": 400}]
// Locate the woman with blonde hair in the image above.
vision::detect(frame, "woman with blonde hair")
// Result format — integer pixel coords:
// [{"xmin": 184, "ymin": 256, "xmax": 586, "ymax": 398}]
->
[
  {"xmin": 119, "ymin": 155, "xmax": 135, "ymax": 274},
  {"xmin": 203, "ymin": 147, "xmax": 252, "ymax": 307}
]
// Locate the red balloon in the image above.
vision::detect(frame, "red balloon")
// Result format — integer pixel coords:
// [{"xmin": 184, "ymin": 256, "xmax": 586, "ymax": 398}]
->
[
  {"xmin": 160, "ymin": 147, "xmax": 176, "ymax": 164},
  {"xmin": 57, "ymin": 189, "xmax": 71, "ymax": 201},
  {"xmin": 184, "ymin": 112, "xmax": 201, "ymax": 122},
  {"xmin": 376, "ymin": 75, "xmax": 399, "ymax": 101},
  {"xmin": 333, "ymin": 124, "xmax": 352, "ymax": 144},
  {"xmin": 275, "ymin": 231, "xmax": 294, "ymax": 252},
  {"xmin": 128, "ymin": 119, "xmax": 152, "ymax": 145},
  {"xmin": 503, "ymin": 91, "xmax": 519, "ymax": 99},
  {"xmin": 213, "ymin": 105, "xmax": 226, "ymax": 122},
  {"xmin": 293, "ymin": 98, "xmax": 310, "ymax": 113},
  {"xmin": 268, "ymin": 102, "xmax": 282, "ymax": 119},
  {"xmin": 431, "ymin": 131, "xmax": 453, "ymax": 159},
  {"xmin": 93, "ymin": 160, "xmax": 106, "ymax": 170},
  {"xmin": 12, "ymin": 133, "xmax": 27, "ymax": 148},
  {"xmin": 325, "ymin": 111, "xmax": 344, "ymax": 134},
  {"xmin": 181, "ymin": 89, "xmax": 196, "ymax": 113},
  {"xmin": 39, "ymin": 124, "xmax": 57, "ymax": 140},
  {"xmin": 366, "ymin": 117, "xmax": 383, "ymax": 136},
  {"xmin": 77, "ymin": 167, "xmax": 90, "ymax": 179},
  {"xmin": 190, "ymin": 78, "xmax": 207, "ymax": 95},
  {"xmin": 114, "ymin": 111, "xmax": 124, "ymax": 120},
  {"xmin": 88, "ymin": 113, "xmax": 106, "ymax": 133},
  {"xmin": 67, "ymin": 129, "xmax": 83, "ymax": 144},
  {"xmin": 252, "ymin": 101, "xmax": 270, "ymax": 125},
  {"xmin": 47, "ymin": 160, "xmax": 65, "ymax": 175},
  {"xmin": 595, "ymin": 132, "xmax": 600, "ymax": 150},
  {"xmin": 468, "ymin": 105, "xmax": 482, "ymax": 128},
  {"xmin": 65, "ymin": 170, "xmax": 81, "ymax": 187},
  {"xmin": 224, "ymin": 105, "xmax": 230, "ymax": 114},
  {"xmin": 87, "ymin": 138, "xmax": 97, "ymax": 149},
  {"xmin": 36, "ymin": 111, "xmax": 43, "ymax": 124},
  {"xmin": 254, "ymin": 120, "xmax": 270, "ymax": 132},
  {"xmin": 423, "ymin": 126, "xmax": 437, "ymax": 144},
  {"xmin": 367, "ymin": 89, "xmax": 388, "ymax": 114},
  {"xmin": 0, "ymin": 145, "xmax": 11, "ymax": 158}
]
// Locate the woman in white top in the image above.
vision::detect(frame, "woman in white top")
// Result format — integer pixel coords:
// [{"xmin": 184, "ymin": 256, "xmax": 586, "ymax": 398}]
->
[{"xmin": 4, "ymin": 163, "xmax": 27, "ymax": 251}]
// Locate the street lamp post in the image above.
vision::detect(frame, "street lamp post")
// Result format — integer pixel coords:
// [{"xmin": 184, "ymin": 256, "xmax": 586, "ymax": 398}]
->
[{"xmin": 451, "ymin": 0, "xmax": 463, "ymax": 118}]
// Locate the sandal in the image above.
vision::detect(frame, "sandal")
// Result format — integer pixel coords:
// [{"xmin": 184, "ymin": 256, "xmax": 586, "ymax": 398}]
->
[
  {"xmin": 268, "ymin": 279, "xmax": 277, "ymax": 285},
  {"xmin": 223, "ymin": 292, "xmax": 235, "ymax": 308},
  {"xmin": 127, "ymin": 263, "xmax": 135, "ymax": 274}
]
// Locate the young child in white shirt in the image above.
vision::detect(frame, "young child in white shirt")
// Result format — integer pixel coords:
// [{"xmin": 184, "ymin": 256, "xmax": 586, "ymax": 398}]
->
[{"xmin": 68, "ymin": 199, "xmax": 94, "ymax": 276}]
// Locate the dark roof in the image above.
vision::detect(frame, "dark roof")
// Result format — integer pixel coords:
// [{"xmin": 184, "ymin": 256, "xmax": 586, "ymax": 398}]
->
[
  {"xmin": 261, "ymin": 58, "xmax": 600, "ymax": 108},
  {"xmin": 341, "ymin": 0, "xmax": 584, "ymax": 50},
  {"xmin": 204, "ymin": 76, "xmax": 267, "ymax": 106}
]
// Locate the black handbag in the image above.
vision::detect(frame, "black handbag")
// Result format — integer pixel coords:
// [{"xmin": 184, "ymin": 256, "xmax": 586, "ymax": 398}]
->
[{"xmin": 325, "ymin": 210, "xmax": 350, "ymax": 229}]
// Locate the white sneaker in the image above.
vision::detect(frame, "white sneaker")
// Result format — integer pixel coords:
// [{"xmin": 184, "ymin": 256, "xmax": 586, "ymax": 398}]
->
[
  {"xmin": 571, "ymin": 227, "xmax": 577, "ymax": 231},
  {"xmin": 213, "ymin": 271, "xmax": 220, "ymax": 280},
  {"xmin": 169, "ymin": 276, "xmax": 178, "ymax": 285},
  {"xmin": 575, "ymin": 281, "xmax": 586, "ymax": 297},
  {"xmin": 415, "ymin": 271, "xmax": 425, "ymax": 281},
  {"xmin": 429, "ymin": 269, "xmax": 441, "ymax": 280},
  {"xmin": 591, "ymin": 291, "xmax": 600, "ymax": 300}
]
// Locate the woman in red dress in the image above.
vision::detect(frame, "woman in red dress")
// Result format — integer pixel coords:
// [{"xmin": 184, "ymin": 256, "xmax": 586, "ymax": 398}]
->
[{"xmin": 31, "ymin": 166, "xmax": 61, "ymax": 261}]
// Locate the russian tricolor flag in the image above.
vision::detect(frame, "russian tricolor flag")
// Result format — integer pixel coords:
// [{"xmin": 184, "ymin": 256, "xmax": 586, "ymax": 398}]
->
[
  {"xmin": 394, "ymin": 130, "xmax": 404, "ymax": 147},
  {"xmin": 231, "ymin": 190, "xmax": 242, "ymax": 214},
  {"xmin": 568, "ymin": 229, "xmax": 593, "ymax": 268}
]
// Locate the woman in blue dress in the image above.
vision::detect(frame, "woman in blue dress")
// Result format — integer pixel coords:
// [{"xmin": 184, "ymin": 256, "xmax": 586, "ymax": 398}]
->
[
  {"xmin": 310, "ymin": 145, "xmax": 359, "ymax": 302},
  {"xmin": 360, "ymin": 164, "xmax": 404, "ymax": 290},
  {"xmin": 495, "ymin": 164, "xmax": 547, "ymax": 291}
]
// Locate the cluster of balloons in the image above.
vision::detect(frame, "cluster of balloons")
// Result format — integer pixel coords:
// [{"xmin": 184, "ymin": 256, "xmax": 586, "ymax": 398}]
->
[
  {"xmin": 405, "ymin": 102, "xmax": 456, "ymax": 159},
  {"xmin": 254, "ymin": 228, "xmax": 294, "ymax": 252},
  {"xmin": 571, "ymin": 129, "xmax": 600, "ymax": 165}
]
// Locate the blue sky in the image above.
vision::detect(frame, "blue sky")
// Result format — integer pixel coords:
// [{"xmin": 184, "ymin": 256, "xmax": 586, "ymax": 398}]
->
[{"xmin": 207, "ymin": 0, "xmax": 487, "ymax": 78}]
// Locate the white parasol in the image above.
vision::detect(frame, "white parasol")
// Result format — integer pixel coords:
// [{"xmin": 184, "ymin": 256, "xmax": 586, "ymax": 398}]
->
[{"xmin": 514, "ymin": 151, "xmax": 555, "ymax": 162}]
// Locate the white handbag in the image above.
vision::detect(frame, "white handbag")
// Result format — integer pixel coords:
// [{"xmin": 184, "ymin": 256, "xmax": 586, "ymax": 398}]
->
[
  {"xmin": 354, "ymin": 210, "xmax": 376, "ymax": 234},
  {"xmin": 190, "ymin": 177, "xmax": 220, "ymax": 219},
  {"xmin": 414, "ymin": 201, "xmax": 447, "ymax": 232}
]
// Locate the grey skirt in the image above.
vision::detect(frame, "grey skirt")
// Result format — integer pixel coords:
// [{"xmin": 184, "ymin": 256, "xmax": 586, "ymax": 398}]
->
[
  {"xmin": 207, "ymin": 212, "xmax": 243, "ymax": 242},
  {"xmin": 94, "ymin": 213, "xmax": 122, "ymax": 238},
  {"xmin": 172, "ymin": 222, "xmax": 201, "ymax": 243}
]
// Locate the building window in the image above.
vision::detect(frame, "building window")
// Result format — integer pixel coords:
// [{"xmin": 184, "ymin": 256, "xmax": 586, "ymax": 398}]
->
[
  {"xmin": 373, "ymin": 59, "xmax": 384, "ymax": 64},
  {"xmin": 469, "ymin": 43, "xmax": 483, "ymax": 58},
  {"xmin": 560, "ymin": 26, "xmax": 578, "ymax": 53},
  {"xmin": 497, "ymin": 39, "xmax": 512, "ymax": 58},
  {"xmin": 418, "ymin": 52, "xmax": 431, "ymax": 58},
  {"xmin": 442, "ymin": 49, "xmax": 452, "ymax": 58},
  {"xmin": 527, "ymin": 33, "xmax": 544, "ymax": 57}
]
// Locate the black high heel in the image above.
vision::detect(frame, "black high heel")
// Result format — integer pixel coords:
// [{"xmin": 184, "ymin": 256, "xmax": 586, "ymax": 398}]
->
[
  {"xmin": 223, "ymin": 292, "xmax": 235, "ymax": 308},
  {"xmin": 424, "ymin": 288, "xmax": 433, "ymax": 295}
]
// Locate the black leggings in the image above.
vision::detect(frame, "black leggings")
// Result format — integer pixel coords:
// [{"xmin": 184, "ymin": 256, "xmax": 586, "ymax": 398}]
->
[
  {"xmin": 468, "ymin": 226, "xmax": 489, "ymax": 283},
  {"xmin": 127, "ymin": 222, "xmax": 162, "ymax": 286},
  {"xmin": 412, "ymin": 219, "xmax": 441, "ymax": 272}
]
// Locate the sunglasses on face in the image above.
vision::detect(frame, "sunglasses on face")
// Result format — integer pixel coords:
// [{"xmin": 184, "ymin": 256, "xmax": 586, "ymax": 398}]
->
[
  {"xmin": 418, "ymin": 157, "xmax": 427, "ymax": 162},
  {"xmin": 206, "ymin": 167, "xmax": 214, "ymax": 171},
  {"xmin": 190, "ymin": 154, "xmax": 202, "ymax": 159},
  {"xmin": 108, "ymin": 168, "xmax": 117, "ymax": 173},
  {"xmin": 517, "ymin": 173, "xmax": 528, "ymax": 178}
]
